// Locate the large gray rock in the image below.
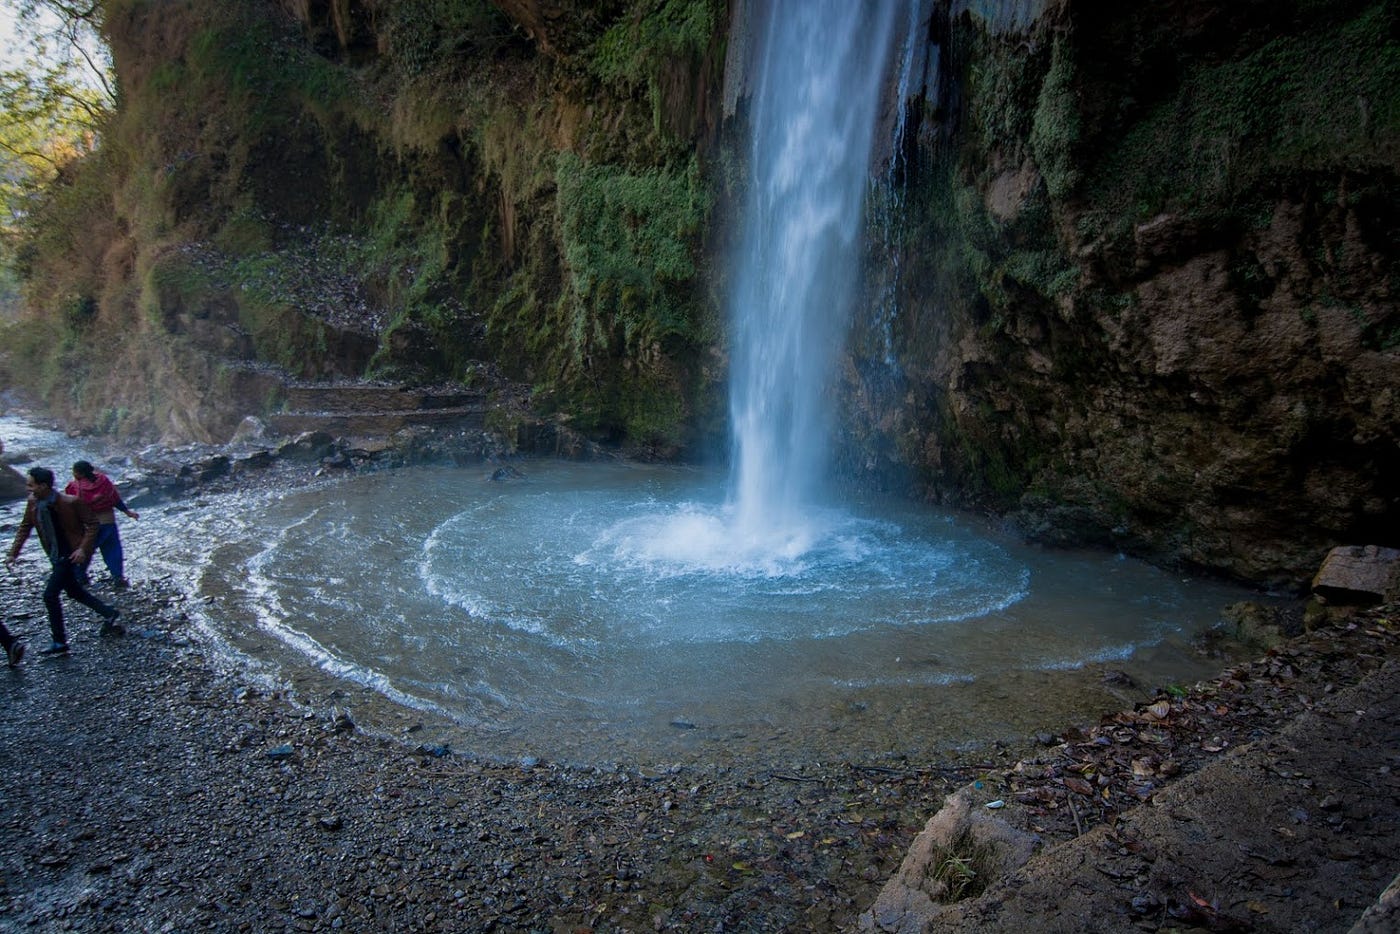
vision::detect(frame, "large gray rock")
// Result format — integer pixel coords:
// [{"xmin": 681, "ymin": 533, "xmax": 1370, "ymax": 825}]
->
[
  {"xmin": 0, "ymin": 463, "xmax": 27, "ymax": 501},
  {"xmin": 1312, "ymin": 545, "xmax": 1400, "ymax": 605}
]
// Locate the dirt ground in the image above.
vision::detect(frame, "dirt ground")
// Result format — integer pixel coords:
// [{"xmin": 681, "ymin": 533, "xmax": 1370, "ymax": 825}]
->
[{"xmin": 863, "ymin": 606, "xmax": 1400, "ymax": 934}]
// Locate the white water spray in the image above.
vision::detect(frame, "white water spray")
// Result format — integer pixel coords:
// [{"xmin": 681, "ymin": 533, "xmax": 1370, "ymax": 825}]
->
[{"xmin": 727, "ymin": 0, "xmax": 902, "ymax": 542}]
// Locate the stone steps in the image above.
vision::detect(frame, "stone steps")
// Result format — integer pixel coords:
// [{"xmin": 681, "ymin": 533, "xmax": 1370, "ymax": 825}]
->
[
  {"xmin": 267, "ymin": 382, "xmax": 488, "ymax": 439},
  {"xmin": 281, "ymin": 384, "xmax": 484, "ymax": 414}
]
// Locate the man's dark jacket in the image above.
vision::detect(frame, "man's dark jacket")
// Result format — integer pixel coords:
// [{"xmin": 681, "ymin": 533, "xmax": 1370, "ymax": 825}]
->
[{"xmin": 8, "ymin": 492, "xmax": 100, "ymax": 562}]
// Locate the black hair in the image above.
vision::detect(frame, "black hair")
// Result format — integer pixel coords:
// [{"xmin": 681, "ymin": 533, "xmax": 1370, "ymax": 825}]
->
[
  {"xmin": 27, "ymin": 466, "xmax": 55, "ymax": 487},
  {"xmin": 72, "ymin": 460, "xmax": 96, "ymax": 480}
]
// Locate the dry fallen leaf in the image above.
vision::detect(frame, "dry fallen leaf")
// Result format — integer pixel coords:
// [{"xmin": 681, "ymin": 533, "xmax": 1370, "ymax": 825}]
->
[{"xmin": 1063, "ymin": 776, "xmax": 1094, "ymax": 796}]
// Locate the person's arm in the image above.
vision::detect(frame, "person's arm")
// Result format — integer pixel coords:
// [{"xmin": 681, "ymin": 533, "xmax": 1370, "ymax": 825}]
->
[
  {"xmin": 6, "ymin": 501, "xmax": 34, "ymax": 564},
  {"xmin": 115, "ymin": 495, "xmax": 139, "ymax": 520}
]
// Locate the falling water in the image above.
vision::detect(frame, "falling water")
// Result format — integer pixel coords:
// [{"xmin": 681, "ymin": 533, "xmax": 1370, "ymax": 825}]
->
[
  {"xmin": 727, "ymin": 0, "xmax": 902, "ymax": 539},
  {"xmin": 871, "ymin": 0, "xmax": 935, "ymax": 369}
]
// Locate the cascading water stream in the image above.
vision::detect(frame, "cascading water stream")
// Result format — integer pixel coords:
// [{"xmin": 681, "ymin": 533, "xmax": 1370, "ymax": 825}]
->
[{"xmin": 726, "ymin": 0, "xmax": 901, "ymax": 545}]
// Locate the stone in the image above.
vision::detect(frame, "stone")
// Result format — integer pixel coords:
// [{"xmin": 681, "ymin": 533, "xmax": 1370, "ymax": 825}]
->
[
  {"xmin": 858, "ymin": 789, "xmax": 1039, "ymax": 932},
  {"xmin": 231, "ymin": 451, "xmax": 275, "ymax": 473},
  {"xmin": 180, "ymin": 455, "xmax": 231, "ymax": 483},
  {"xmin": 0, "ymin": 463, "xmax": 27, "ymax": 502},
  {"xmin": 230, "ymin": 416, "xmax": 268, "ymax": 443},
  {"xmin": 1311, "ymin": 545, "xmax": 1400, "ymax": 605},
  {"xmin": 1222, "ymin": 601, "xmax": 1289, "ymax": 649},
  {"xmin": 277, "ymin": 432, "xmax": 336, "ymax": 462}
]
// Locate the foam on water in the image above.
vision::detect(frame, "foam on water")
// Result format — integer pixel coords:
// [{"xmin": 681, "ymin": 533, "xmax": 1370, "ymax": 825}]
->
[{"xmin": 416, "ymin": 477, "xmax": 1031, "ymax": 650}]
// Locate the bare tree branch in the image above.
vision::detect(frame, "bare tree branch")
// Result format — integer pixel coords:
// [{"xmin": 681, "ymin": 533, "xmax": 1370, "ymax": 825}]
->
[{"xmin": 0, "ymin": 138, "xmax": 64, "ymax": 169}]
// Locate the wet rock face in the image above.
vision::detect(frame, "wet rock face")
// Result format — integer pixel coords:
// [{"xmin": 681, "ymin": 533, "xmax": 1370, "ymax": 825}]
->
[{"xmin": 840, "ymin": 0, "xmax": 1400, "ymax": 589}]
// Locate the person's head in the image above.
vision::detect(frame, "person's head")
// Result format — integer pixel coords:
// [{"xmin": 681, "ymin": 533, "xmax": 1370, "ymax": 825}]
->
[
  {"xmin": 72, "ymin": 460, "xmax": 96, "ymax": 481},
  {"xmin": 26, "ymin": 467, "xmax": 55, "ymax": 496}
]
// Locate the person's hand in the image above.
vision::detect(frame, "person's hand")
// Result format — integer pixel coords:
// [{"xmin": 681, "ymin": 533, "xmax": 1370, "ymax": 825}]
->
[
  {"xmin": 127, "ymin": 510, "xmax": 140, "ymax": 520},
  {"xmin": 70, "ymin": 549, "xmax": 86, "ymax": 564}
]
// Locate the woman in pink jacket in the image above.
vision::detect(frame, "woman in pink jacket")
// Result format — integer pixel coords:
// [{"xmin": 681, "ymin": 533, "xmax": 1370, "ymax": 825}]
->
[{"xmin": 65, "ymin": 460, "xmax": 139, "ymax": 589}]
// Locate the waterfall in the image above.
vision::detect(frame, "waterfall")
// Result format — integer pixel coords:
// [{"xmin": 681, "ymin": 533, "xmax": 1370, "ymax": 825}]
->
[
  {"xmin": 727, "ymin": 0, "xmax": 902, "ymax": 542},
  {"xmin": 873, "ymin": 0, "xmax": 935, "ymax": 370}
]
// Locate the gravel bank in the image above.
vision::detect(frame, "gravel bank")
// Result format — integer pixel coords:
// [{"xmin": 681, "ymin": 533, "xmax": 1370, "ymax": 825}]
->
[{"xmin": 0, "ymin": 570, "xmax": 978, "ymax": 932}]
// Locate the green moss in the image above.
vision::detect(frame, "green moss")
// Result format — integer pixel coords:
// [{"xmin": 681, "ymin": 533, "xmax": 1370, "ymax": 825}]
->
[
  {"xmin": 999, "ymin": 249, "xmax": 1078, "ymax": 298},
  {"xmin": 382, "ymin": 0, "xmax": 513, "ymax": 82},
  {"xmin": 188, "ymin": 10, "xmax": 358, "ymax": 129},
  {"xmin": 228, "ymin": 254, "xmax": 328, "ymax": 373},
  {"xmin": 1087, "ymin": 3, "xmax": 1400, "ymax": 219},
  {"xmin": 1030, "ymin": 38, "xmax": 1081, "ymax": 200},
  {"xmin": 555, "ymin": 151, "xmax": 708, "ymax": 358},
  {"xmin": 590, "ymin": 0, "xmax": 719, "ymax": 141},
  {"xmin": 965, "ymin": 31, "xmax": 1044, "ymax": 159},
  {"xmin": 213, "ymin": 205, "xmax": 275, "ymax": 254}
]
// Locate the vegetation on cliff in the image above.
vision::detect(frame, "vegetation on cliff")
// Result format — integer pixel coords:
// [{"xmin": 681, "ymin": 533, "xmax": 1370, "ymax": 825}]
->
[
  {"xmin": 3, "ymin": 0, "xmax": 1397, "ymax": 587},
  {"xmin": 1, "ymin": 0, "xmax": 724, "ymax": 452}
]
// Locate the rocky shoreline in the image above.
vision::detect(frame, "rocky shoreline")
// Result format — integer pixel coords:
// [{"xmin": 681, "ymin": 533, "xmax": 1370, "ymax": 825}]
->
[
  {"xmin": 0, "ymin": 571, "xmax": 974, "ymax": 932},
  {"xmin": 0, "ymin": 429, "xmax": 1396, "ymax": 931},
  {"xmin": 0, "ymin": 431, "xmax": 973, "ymax": 932}
]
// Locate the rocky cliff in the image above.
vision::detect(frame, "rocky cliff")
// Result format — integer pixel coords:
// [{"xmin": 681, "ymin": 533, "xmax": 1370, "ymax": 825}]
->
[
  {"xmin": 9, "ymin": 0, "xmax": 726, "ymax": 452},
  {"xmin": 841, "ymin": 0, "xmax": 1400, "ymax": 588},
  {"xmin": 4, "ymin": 0, "xmax": 1397, "ymax": 588}
]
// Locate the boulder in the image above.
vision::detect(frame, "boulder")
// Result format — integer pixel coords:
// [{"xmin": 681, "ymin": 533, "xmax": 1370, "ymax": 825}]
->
[
  {"xmin": 1311, "ymin": 545, "xmax": 1400, "ymax": 605},
  {"xmin": 859, "ymin": 789, "xmax": 1039, "ymax": 933},
  {"xmin": 276, "ymin": 431, "xmax": 337, "ymax": 462},
  {"xmin": 231, "ymin": 416, "xmax": 269, "ymax": 443},
  {"xmin": 0, "ymin": 463, "xmax": 27, "ymax": 501}
]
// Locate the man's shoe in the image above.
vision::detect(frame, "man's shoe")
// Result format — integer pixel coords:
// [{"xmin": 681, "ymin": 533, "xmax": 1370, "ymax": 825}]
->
[
  {"xmin": 100, "ymin": 612, "xmax": 125, "ymax": 638},
  {"xmin": 6, "ymin": 642, "xmax": 23, "ymax": 667},
  {"xmin": 39, "ymin": 642, "xmax": 69, "ymax": 655},
  {"xmin": 112, "ymin": 577, "xmax": 130, "ymax": 590}
]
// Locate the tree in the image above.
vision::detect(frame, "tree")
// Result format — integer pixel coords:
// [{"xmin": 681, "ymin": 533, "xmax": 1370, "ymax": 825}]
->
[{"xmin": 0, "ymin": 0, "xmax": 113, "ymax": 311}]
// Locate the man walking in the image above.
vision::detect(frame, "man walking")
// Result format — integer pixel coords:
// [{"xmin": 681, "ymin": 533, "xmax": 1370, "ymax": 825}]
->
[
  {"xmin": 5, "ymin": 467, "xmax": 123, "ymax": 654},
  {"xmin": 0, "ymin": 621, "xmax": 22, "ymax": 668}
]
